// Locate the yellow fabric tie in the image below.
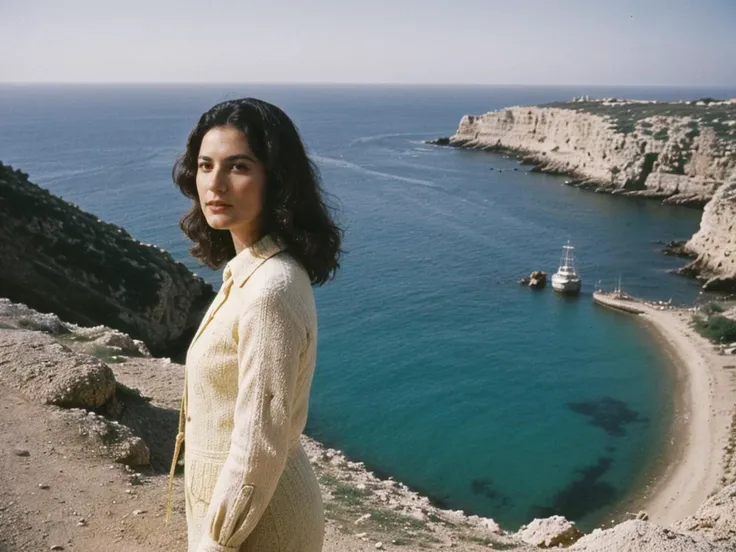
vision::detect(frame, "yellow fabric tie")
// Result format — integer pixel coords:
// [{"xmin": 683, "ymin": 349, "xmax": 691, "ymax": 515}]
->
[{"xmin": 165, "ymin": 378, "xmax": 188, "ymax": 527}]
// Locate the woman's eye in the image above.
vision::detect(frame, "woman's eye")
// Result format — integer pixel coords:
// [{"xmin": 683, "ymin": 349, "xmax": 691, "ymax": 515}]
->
[
  {"xmin": 198, "ymin": 162, "xmax": 212, "ymax": 170},
  {"xmin": 232, "ymin": 163, "xmax": 248, "ymax": 172}
]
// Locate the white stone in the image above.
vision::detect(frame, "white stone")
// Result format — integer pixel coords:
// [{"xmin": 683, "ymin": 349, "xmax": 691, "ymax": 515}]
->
[
  {"xmin": 479, "ymin": 517, "xmax": 502, "ymax": 534},
  {"xmin": 517, "ymin": 515, "xmax": 583, "ymax": 548}
]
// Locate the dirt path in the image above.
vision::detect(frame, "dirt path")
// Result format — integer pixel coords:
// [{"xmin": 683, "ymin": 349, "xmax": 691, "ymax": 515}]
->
[{"xmin": 0, "ymin": 381, "xmax": 188, "ymax": 552}]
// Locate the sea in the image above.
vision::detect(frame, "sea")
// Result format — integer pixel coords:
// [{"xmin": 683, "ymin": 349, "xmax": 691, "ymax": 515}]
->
[{"xmin": 2, "ymin": 83, "xmax": 734, "ymax": 530}]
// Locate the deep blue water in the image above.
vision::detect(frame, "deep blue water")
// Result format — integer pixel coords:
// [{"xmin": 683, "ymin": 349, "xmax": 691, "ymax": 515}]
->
[{"xmin": 2, "ymin": 84, "xmax": 733, "ymax": 529}]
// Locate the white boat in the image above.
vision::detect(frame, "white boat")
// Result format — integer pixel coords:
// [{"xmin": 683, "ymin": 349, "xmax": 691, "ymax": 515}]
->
[{"xmin": 551, "ymin": 241, "xmax": 582, "ymax": 294}]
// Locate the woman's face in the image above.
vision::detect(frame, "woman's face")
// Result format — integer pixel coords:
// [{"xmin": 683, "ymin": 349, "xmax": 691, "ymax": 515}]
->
[{"xmin": 196, "ymin": 125, "xmax": 266, "ymax": 244}]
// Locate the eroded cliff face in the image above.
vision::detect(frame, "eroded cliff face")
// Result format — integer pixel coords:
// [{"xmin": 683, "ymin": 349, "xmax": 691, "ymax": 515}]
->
[
  {"xmin": 0, "ymin": 162, "xmax": 215, "ymax": 356},
  {"xmin": 450, "ymin": 102, "xmax": 736, "ymax": 206},
  {"xmin": 682, "ymin": 173, "xmax": 736, "ymax": 290}
]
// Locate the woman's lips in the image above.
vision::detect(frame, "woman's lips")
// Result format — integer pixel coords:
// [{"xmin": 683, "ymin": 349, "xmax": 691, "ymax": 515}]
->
[{"xmin": 207, "ymin": 202, "xmax": 231, "ymax": 213}]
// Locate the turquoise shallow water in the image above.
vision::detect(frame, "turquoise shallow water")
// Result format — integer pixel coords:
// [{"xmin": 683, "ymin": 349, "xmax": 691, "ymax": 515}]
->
[{"xmin": 1, "ymin": 84, "xmax": 734, "ymax": 529}]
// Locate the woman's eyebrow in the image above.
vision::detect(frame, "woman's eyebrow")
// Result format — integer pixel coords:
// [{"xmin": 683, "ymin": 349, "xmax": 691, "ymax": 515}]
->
[{"xmin": 197, "ymin": 154, "xmax": 257, "ymax": 163}]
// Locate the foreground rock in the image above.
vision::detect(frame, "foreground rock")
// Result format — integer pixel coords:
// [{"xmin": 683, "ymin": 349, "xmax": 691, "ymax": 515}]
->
[
  {"xmin": 0, "ymin": 330, "xmax": 116, "ymax": 408},
  {"xmin": 682, "ymin": 174, "xmax": 736, "ymax": 291},
  {"xmin": 0, "ymin": 316, "xmax": 152, "ymax": 468},
  {"xmin": 0, "ymin": 298, "xmax": 151, "ymax": 357},
  {"xmin": 675, "ymin": 483, "xmax": 736, "ymax": 548},
  {"xmin": 517, "ymin": 515, "xmax": 583, "ymax": 547},
  {"xmin": 57, "ymin": 407, "xmax": 150, "ymax": 466},
  {"xmin": 662, "ymin": 240, "xmax": 696, "ymax": 259},
  {"xmin": 0, "ymin": 162, "xmax": 215, "ymax": 357},
  {"xmin": 570, "ymin": 520, "xmax": 731, "ymax": 551}
]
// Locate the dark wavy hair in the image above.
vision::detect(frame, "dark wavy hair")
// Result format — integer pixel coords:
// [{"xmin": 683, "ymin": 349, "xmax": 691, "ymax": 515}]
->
[{"xmin": 173, "ymin": 98, "xmax": 342, "ymax": 286}]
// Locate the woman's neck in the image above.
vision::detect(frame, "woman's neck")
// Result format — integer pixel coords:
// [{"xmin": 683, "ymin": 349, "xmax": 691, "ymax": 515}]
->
[{"xmin": 230, "ymin": 226, "xmax": 263, "ymax": 255}]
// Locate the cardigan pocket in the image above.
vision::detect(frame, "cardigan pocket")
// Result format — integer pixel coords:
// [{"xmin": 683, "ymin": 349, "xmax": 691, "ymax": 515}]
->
[
  {"xmin": 210, "ymin": 484, "xmax": 256, "ymax": 545},
  {"xmin": 185, "ymin": 457, "xmax": 225, "ymax": 504}
]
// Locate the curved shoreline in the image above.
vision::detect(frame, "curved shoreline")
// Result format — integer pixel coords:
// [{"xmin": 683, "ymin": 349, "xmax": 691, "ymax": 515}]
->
[
  {"xmin": 304, "ymin": 293, "xmax": 733, "ymax": 532},
  {"xmin": 593, "ymin": 292, "xmax": 735, "ymax": 525}
]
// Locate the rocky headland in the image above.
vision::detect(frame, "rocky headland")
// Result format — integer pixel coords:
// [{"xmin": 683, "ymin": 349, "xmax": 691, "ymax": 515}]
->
[
  {"xmin": 433, "ymin": 97, "xmax": 736, "ymax": 290},
  {"xmin": 0, "ymin": 162, "xmax": 215, "ymax": 357},
  {"xmin": 681, "ymin": 175, "xmax": 736, "ymax": 291}
]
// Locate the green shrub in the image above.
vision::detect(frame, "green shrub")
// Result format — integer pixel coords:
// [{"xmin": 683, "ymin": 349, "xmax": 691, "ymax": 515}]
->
[
  {"xmin": 686, "ymin": 122, "xmax": 701, "ymax": 139},
  {"xmin": 539, "ymin": 100, "xmax": 735, "ymax": 144},
  {"xmin": 459, "ymin": 535, "xmax": 522, "ymax": 550},
  {"xmin": 703, "ymin": 302, "xmax": 725, "ymax": 315},
  {"xmin": 653, "ymin": 128, "xmax": 669, "ymax": 141},
  {"xmin": 90, "ymin": 345, "xmax": 126, "ymax": 364},
  {"xmin": 365, "ymin": 507, "xmax": 427, "ymax": 531},
  {"xmin": 460, "ymin": 535, "xmax": 493, "ymax": 545},
  {"xmin": 693, "ymin": 314, "xmax": 736, "ymax": 344},
  {"xmin": 318, "ymin": 473, "xmax": 372, "ymax": 507}
]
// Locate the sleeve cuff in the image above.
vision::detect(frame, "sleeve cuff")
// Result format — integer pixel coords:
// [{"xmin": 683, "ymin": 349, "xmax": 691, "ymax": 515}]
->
[{"xmin": 196, "ymin": 539, "xmax": 238, "ymax": 552}]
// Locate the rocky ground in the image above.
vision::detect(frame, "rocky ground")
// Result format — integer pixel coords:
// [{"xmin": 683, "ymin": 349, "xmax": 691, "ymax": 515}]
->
[{"xmin": 1, "ymin": 298, "xmax": 736, "ymax": 551}]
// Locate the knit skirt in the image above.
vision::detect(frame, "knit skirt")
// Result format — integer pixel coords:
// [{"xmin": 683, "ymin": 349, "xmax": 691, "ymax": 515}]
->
[{"xmin": 185, "ymin": 443, "xmax": 324, "ymax": 551}]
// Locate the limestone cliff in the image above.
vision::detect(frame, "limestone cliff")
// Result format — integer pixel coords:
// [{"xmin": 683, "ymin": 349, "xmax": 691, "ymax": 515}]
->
[
  {"xmin": 681, "ymin": 172, "xmax": 736, "ymax": 290},
  {"xmin": 0, "ymin": 162, "xmax": 215, "ymax": 356},
  {"xmin": 448, "ymin": 99, "xmax": 736, "ymax": 206}
]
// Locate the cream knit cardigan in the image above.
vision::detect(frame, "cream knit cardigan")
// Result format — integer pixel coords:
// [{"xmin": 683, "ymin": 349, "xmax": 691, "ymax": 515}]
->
[{"xmin": 168, "ymin": 235, "xmax": 324, "ymax": 551}]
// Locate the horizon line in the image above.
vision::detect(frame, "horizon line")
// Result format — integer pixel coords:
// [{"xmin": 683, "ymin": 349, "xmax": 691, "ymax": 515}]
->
[{"xmin": 1, "ymin": 81, "xmax": 736, "ymax": 89}]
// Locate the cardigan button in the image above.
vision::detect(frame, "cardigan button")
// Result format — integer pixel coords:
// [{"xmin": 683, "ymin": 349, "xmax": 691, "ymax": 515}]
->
[{"xmin": 186, "ymin": 416, "xmax": 191, "ymax": 422}]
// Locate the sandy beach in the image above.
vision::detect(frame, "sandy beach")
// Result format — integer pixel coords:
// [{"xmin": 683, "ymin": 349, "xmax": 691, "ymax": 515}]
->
[{"xmin": 593, "ymin": 293, "xmax": 736, "ymax": 525}]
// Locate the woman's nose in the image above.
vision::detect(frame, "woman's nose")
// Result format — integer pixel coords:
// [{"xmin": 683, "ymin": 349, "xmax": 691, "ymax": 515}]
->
[{"xmin": 206, "ymin": 167, "xmax": 228, "ymax": 192}]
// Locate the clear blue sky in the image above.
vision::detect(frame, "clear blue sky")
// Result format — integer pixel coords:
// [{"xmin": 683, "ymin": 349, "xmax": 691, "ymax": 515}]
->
[{"xmin": 1, "ymin": 0, "xmax": 734, "ymax": 86}]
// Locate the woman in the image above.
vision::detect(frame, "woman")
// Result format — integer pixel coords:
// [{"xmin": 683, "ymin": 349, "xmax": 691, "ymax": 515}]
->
[{"xmin": 167, "ymin": 98, "xmax": 342, "ymax": 552}]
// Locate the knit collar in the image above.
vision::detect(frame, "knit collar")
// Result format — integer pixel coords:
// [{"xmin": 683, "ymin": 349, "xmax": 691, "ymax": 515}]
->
[{"xmin": 223, "ymin": 234, "xmax": 286, "ymax": 287}]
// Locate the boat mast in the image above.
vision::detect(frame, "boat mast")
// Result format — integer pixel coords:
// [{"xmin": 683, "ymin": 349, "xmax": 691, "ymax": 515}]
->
[
  {"xmin": 560, "ymin": 240, "xmax": 575, "ymax": 269},
  {"xmin": 614, "ymin": 274, "xmax": 622, "ymax": 296}
]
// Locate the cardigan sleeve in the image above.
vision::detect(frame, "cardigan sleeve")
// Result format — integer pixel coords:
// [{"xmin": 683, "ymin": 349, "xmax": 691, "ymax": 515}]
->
[{"xmin": 195, "ymin": 291, "xmax": 303, "ymax": 552}]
